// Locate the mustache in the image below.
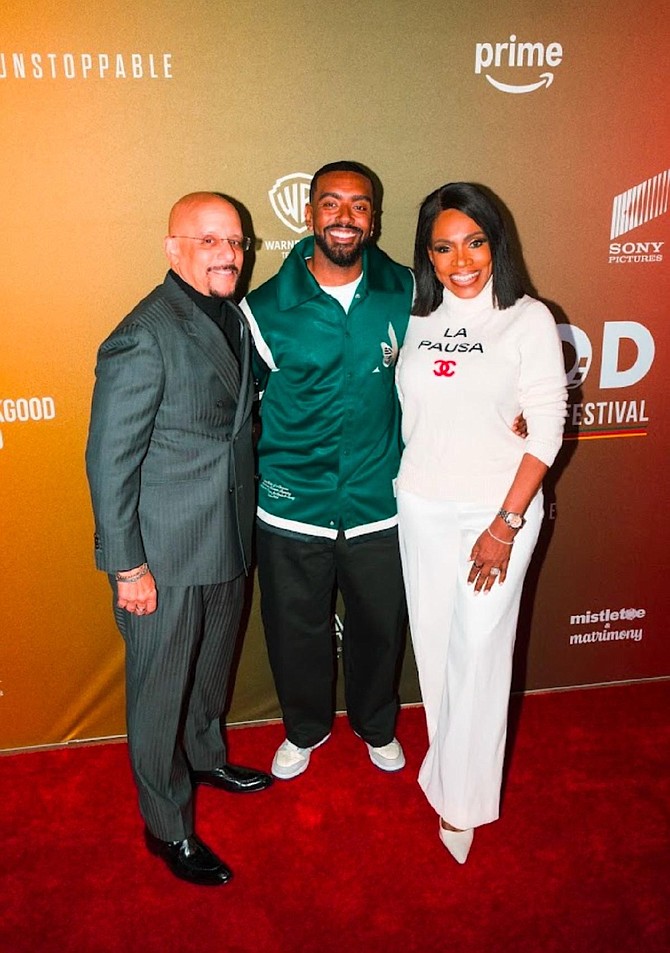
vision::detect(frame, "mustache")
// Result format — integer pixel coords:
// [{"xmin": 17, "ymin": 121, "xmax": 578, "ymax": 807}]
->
[{"xmin": 207, "ymin": 265, "xmax": 240, "ymax": 275}]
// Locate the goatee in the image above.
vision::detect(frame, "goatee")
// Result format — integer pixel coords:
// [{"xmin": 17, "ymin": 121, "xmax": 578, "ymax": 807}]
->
[{"xmin": 314, "ymin": 232, "xmax": 368, "ymax": 268}]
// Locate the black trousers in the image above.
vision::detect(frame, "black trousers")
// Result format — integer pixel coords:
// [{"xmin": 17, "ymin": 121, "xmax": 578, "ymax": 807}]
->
[
  {"xmin": 256, "ymin": 525, "xmax": 407, "ymax": 749},
  {"xmin": 113, "ymin": 576, "xmax": 244, "ymax": 841}
]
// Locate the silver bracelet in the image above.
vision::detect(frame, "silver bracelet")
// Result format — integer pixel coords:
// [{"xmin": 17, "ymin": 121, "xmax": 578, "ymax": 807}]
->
[
  {"xmin": 486, "ymin": 527, "xmax": 514, "ymax": 546},
  {"xmin": 115, "ymin": 562, "xmax": 149, "ymax": 583}
]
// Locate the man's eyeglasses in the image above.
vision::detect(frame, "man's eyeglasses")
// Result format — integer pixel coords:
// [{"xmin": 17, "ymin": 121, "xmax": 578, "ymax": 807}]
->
[{"xmin": 170, "ymin": 235, "xmax": 252, "ymax": 251}]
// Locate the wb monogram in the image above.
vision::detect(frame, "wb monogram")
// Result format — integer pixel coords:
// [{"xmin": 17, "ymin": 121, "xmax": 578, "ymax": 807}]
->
[
  {"xmin": 268, "ymin": 173, "xmax": 313, "ymax": 234},
  {"xmin": 433, "ymin": 360, "xmax": 457, "ymax": 377}
]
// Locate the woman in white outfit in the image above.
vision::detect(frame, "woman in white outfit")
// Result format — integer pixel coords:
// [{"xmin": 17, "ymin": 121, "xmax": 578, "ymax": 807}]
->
[{"xmin": 396, "ymin": 183, "xmax": 566, "ymax": 863}]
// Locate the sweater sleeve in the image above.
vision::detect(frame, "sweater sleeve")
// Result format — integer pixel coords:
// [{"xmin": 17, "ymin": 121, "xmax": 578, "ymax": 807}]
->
[{"xmin": 517, "ymin": 301, "xmax": 567, "ymax": 468}]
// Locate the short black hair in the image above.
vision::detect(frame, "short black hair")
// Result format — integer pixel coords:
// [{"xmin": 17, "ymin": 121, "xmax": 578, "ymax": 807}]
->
[
  {"xmin": 413, "ymin": 182, "xmax": 525, "ymax": 315},
  {"xmin": 309, "ymin": 160, "xmax": 377, "ymax": 205}
]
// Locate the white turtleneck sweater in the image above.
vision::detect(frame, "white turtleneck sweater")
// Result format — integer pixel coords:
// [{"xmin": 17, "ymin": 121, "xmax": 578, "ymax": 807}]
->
[{"xmin": 396, "ymin": 281, "xmax": 567, "ymax": 505}]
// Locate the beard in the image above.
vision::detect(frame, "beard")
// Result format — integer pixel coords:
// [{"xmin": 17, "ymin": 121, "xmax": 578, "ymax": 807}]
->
[
  {"xmin": 207, "ymin": 265, "xmax": 239, "ymax": 298},
  {"xmin": 313, "ymin": 229, "xmax": 368, "ymax": 268}
]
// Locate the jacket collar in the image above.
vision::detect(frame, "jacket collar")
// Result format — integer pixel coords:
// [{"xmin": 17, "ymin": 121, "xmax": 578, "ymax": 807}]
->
[{"xmin": 276, "ymin": 236, "xmax": 406, "ymax": 311}]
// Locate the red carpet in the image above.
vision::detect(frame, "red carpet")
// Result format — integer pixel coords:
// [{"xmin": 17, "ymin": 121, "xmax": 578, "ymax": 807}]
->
[{"xmin": 1, "ymin": 681, "xmax": 668, "ymax": 953}]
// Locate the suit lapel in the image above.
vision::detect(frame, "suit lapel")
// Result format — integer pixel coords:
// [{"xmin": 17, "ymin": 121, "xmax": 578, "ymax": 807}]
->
[
  {"xmin": 228, "ymin": 300, "xmax": 252, "ymax": 436},
  {"xmin": 164, "ymin": 276, "xmax": 242, "ymax": 402},
  {"xmin": 185, "ymin": 305, "xmax": 242, "ymax": 401}
]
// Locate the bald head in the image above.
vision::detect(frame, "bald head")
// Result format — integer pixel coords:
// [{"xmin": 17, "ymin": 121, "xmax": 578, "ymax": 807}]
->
[{"xmin": 164, "ymin": 192, "xmax": 245, "ymax": 298}]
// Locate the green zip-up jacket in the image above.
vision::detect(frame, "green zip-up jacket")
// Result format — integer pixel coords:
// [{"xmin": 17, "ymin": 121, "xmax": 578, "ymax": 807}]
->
[{"xmin": 240, "ymin": 237, "xmax": 413, "ymax": 539}]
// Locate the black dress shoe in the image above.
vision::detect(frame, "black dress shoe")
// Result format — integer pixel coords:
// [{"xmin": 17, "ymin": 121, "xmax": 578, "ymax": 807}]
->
[
  {"xmin": 191, "ymin": 763, "xmax": 274, "ymax": 793},
  {"xmin": 144, "ymin": 829, "xmax": 232, "ymax": 886}
]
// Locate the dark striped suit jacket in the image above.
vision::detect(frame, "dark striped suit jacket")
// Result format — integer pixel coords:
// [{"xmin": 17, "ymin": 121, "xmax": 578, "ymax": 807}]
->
[{"xmin": 86, "ymin": 274, "xmax": 254, "ymax": 586}]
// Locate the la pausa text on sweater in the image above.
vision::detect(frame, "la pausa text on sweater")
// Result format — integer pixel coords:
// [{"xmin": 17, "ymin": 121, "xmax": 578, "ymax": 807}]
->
[{"xmin": 416, "ymin": 327, "xmax": 484, "ymax": 354}]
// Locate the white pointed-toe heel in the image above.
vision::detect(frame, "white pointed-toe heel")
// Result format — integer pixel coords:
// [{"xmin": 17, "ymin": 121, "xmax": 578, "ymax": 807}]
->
[{"xmin": 439, "ymin": 822, "xmax": 474, "ymax": 864}]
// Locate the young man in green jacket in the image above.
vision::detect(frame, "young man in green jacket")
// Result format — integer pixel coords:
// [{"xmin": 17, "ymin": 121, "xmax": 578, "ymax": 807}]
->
[{"xmin": 241, "ymin": 161, "xmax": 414, "ymax": 780}]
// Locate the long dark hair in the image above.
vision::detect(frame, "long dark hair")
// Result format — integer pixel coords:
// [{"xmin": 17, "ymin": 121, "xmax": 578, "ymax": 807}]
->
[{"xmin": 413, "ymin": 182, "xmax": 524, "ymax": 315}]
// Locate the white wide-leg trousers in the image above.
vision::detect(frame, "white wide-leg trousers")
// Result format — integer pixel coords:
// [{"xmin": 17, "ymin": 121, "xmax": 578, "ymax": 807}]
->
[{"xmin": 397, "ymin": 490, "xmax": 543, "ymax": 829}]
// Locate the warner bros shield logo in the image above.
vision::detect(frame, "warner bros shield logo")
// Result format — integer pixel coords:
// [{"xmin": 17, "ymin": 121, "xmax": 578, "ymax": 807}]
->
[{"xmin": 268, "ymin": 173, "xmax": 313, "ymax": 234}]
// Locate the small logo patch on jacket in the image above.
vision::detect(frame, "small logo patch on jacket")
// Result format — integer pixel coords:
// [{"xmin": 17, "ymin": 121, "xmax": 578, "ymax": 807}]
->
[{"xmin": 380, "ymin": 322, "xmax": 399, "ymax": 367}]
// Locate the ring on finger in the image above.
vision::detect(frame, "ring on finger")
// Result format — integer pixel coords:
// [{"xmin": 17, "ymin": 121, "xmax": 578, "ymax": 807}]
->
[{"xmin": 489, "ymin": 567, "xmax": 501, "ymax": 576}]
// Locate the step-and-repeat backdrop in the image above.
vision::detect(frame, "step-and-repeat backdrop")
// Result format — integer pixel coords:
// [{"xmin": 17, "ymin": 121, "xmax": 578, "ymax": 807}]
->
[{"xmin": 2, "ymin": 0, "xmax": 668, "ymax": 750}]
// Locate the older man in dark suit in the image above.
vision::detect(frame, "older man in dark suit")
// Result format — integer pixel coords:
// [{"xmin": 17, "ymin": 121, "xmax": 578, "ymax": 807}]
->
[{"xmin": 86, "ymin": 193, "xmax": 272, "ymax": 887}]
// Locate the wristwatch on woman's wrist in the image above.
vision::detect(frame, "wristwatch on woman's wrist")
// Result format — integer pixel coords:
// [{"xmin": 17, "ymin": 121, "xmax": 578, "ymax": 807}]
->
[{"xmin": 497, "ymin": 508, "xmax": 526, "ymax": 530}]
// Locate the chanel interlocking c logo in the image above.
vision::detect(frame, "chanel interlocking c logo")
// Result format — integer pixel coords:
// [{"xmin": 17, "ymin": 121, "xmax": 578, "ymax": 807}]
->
[{"xmin": 433, "ymin": 360, "xmax": 456, "ymax": 377}]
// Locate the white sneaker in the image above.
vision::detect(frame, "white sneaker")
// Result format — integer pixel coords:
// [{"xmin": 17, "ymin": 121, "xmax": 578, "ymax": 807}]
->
[
  {"xmin": 366, "ymin": 737, "xmax": 406, "ymax": 772},
  {"xmin": 271, "ymin": 733, "xmax": 331, "ymax": 780}
]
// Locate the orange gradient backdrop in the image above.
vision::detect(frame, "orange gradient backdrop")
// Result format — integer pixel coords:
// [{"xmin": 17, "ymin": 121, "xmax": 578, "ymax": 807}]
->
[{"xmin": 1, "ymin": 0, "xmax": 668, "ymax": 750}]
